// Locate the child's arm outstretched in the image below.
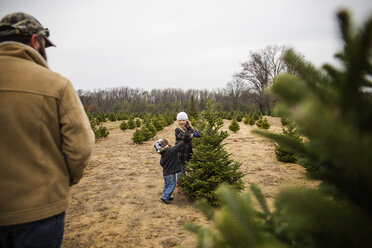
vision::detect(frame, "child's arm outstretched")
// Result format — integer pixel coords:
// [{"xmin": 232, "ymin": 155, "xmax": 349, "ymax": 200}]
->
[{"xmin": 169, "ymin": 138, "xmax": 188, "ymax": 153}]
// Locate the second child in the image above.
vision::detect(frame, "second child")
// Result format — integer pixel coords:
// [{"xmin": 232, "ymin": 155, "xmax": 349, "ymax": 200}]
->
[{"xmin": 154, "ymin": 138, "xmax": 188, "ymax": 204}]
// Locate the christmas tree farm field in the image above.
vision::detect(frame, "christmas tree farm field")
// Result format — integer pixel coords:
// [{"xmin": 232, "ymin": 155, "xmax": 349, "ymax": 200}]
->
[{"xmin": 61, "ymin": 117, "xmax": 316, "ymax": 248}]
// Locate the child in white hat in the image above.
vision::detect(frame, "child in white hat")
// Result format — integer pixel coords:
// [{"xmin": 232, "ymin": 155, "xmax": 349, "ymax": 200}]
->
[{"xmin": 174, "ymin": 112, "xmax": 200, "ymax": 194}]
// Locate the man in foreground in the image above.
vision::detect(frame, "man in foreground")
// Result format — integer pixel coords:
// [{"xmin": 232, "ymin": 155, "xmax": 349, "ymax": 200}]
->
[{"xmin": 0, "ymin": 12, "xmax": 95, "ymax": 247}]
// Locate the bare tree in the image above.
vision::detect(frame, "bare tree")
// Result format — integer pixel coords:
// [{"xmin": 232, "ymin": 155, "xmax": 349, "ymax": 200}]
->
[
  {"xmin": 234, "ymin": 45, "xmax": 303, "ymax": 114},
  {"xmin": 235, "ymin": 45, "xmax": 290, "ymax": 95}
]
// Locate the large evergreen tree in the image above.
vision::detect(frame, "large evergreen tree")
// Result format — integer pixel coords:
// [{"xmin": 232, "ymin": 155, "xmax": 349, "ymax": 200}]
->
[
  {"xmin": 178, "ymin": 99, "xmax": 245, "ymax": 206},
  {"xmin": 187, "ymin": 10, "xmax": 372, "ymax": 247}
]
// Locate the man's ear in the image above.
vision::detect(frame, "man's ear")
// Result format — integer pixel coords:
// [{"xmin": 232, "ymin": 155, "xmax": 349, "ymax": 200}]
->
[{"xmin": 29, "ymin": 34, "xmax": 40, "ymax": 50}]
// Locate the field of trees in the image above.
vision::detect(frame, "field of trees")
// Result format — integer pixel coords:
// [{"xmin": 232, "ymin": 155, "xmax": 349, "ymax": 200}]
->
[
  {"xmin": 62, "ymin": 10, "xmax": 372, "ymax": 248},
  {"xmin": 62, "ymin": 116, "xmax": 313, "ymax": 248}
]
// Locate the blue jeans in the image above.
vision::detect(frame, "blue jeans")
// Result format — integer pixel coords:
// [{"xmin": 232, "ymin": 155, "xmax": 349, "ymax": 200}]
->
[
  {"xmin": 161, "ymin": 173, "xmax": 177, "ymax": 200},
  {"xmin": 0, "ymin": 212, "xmax": 65, "ymax": 248}
]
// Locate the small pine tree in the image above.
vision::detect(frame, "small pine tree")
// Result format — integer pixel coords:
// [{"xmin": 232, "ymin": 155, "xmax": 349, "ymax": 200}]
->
[
  {"xmin": 122, "ymin": 112, "xmax": 129, "ymax": 120},
  {"xmin": 243, "ymin": 111, "xmax": 253, "ymax": 124},
  {"xmin": 116, "ymin": 112, "xmax": 125, "ymax": 121},
  {"xmin": 275, "ymin": 121, "xmax": 301, "ymax": 163},
  {"xmin": 127, "ymin": 118, "xmax": 136, "ymax": 129},
  {"xmin": 96, "ymin": 125, "xmax": 109, "ymax": 139},
  {"xmin": 135, "ymin": 118, "xmax": 142, "ymax": 127},
  {"xmin": 275, "ymin": 144, "xmax": 297, "ymax": 163},
  {"xmin": 235, "ymin": 112, "xmax": 244, "ymax": 122},
  {"xmin": 248, "ymin": 117, "xmax": 256, "ymax": 126},
  {"xmin": 178, "ymin": 99, "xmax": 244, "ymax": 206},
  {"xmin": 119, "ymin": 120, "xmax": 128, "ymax": 131},
  {"xmin": 89, "ymin": 118, "xmax": 109, "ymax": 139},
  {"xmin": 132, "ymin": 129, "xmax": 145, "ymax": 144},
  {"xmin": 226, "ymin": 111, "xmax": 234, "ymax": 120},
  {"xmin": 146, "ymin": 122, "xmax": 157, "ymax": 138},
  {"xmin": 229, "ymin": 118, "xmax": 240, "ymax": 133},
  {"xmin": 108, "ymin": 113, "xmax": 116, "ymax": 121},
  {"xmin": 256, "ymin": 117, "xmax": 270, "ymax": 129},
  {"xmin": 252, "ymin": 110, "xmax": 261, "ymax": 121},
  {"xmin": 243, "ymin": 115, "xmax": 250, "ymax": 125},
  {"xmin": 140, "ymin": 127, "xmax": 152, "ymax": 141},
  {"xmin": 97, "ymin": 112, "xmax": 106, "ymax": 123},
  {"xmin": 152, "ymin": 117, "xmax": 164, "ymax": 131}
]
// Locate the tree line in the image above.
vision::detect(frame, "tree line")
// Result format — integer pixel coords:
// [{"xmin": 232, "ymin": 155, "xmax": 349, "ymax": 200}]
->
[{"xmin": 78, "ymin": 45, "xmax": 301, "ymax": 115}]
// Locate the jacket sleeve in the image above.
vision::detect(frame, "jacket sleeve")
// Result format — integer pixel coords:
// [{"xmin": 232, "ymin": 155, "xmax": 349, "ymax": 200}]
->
[
  {"xmin": 59, "ymin": 81, "xmax": 95, "ymax": 186},
  {"xmin": 170, "ymin": 141, "xmax": 185, "ymax": 154}
]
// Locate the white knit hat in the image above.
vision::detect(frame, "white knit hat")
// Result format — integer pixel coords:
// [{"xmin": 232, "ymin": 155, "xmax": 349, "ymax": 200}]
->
[{"xmin": 177, "ymin": 112, "xmax": 188, "ymax": 121}]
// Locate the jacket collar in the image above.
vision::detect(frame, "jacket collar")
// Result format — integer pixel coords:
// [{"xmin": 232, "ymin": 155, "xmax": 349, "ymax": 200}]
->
[{"xmin": 0, "ymin": 41, "xmax": 49, "ymax": 69}]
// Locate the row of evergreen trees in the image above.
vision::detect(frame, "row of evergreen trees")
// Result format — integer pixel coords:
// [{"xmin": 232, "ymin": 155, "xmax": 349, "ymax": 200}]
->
[
  {"xmin": 87, "ymin": 113, "xmax": 109, "ymax": 139},
  {"xmin": 228, "ymin": 112, "xmax": 270, "ymax": 133},
  {"xmin": 131, "ymin": 113, "xmax": 175, "ymax": 144},
  {"xmin": 88, "ymin": 108, "xmax": 270, "ymax": 141},
  {"xmin": 87, "ymin": 10, "xmax": 371, "ymax": 247},
  {"xmin": 92, "ymin": 109, "xmax": 263, "ymax": 122}
]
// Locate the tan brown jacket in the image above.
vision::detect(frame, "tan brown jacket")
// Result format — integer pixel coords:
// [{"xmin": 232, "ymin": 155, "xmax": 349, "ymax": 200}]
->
[{"xmin": 0, "ymin": 42, "xmax": 95, "ymax": 226}]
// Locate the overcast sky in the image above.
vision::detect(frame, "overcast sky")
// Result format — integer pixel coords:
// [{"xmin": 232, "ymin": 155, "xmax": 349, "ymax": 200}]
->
[{"xmin": 1, "ymin": 0, "xmax": 371, "ymax": 91}]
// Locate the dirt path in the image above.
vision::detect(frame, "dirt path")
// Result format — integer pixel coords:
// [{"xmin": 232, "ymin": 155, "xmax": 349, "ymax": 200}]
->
[{"xmin": 62, "ymin": 116, "xmax": 311, "ymax": 247}]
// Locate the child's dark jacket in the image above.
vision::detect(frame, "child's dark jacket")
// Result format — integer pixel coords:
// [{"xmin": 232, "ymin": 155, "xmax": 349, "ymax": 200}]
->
[
  {"xmin": 160, "ymin": 141, "xmax": 185, "ymax": 176},
  {"xmin": 175, "ymin": 126, "xmax": 194, "ymax": 162}
]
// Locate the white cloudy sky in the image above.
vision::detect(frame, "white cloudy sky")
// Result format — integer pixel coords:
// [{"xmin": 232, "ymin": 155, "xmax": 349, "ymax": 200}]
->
[{"xmin": 1, "ymin": 0, "xmax": 371, "ymax": 91}]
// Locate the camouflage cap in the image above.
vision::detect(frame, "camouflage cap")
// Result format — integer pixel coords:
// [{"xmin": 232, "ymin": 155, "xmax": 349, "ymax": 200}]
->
[{"xmin": 0, "ymin": 12, "xmax": 55, "ymax": 47}]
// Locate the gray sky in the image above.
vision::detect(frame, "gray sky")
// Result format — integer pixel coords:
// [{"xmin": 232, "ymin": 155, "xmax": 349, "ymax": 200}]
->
[{"xmin": 1, "ymin": 0, "xmax": 371, "ymax": 91}]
